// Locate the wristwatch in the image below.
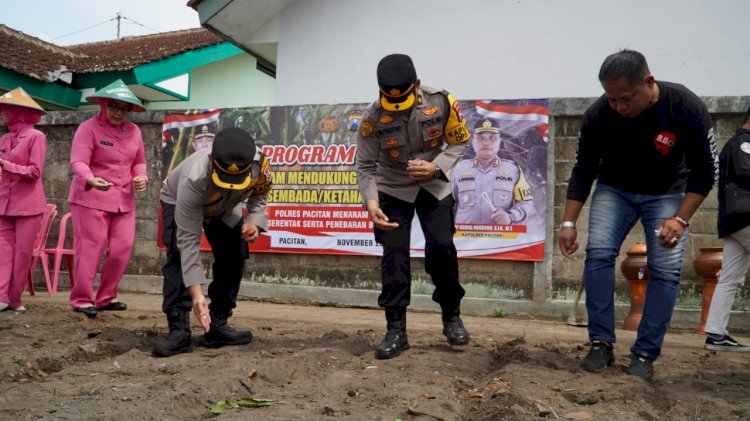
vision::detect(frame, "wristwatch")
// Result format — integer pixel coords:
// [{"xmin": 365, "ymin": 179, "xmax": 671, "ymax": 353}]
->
[
  {"xmin": 560, "ymin": 221, "xmax": 576, "ymax": 229},
  {"xmin": 434, "ymin": 166, "xmax": 446, "ymax": 180}
]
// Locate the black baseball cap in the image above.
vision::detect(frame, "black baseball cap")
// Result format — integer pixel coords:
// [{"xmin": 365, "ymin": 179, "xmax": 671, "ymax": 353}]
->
[
  {"xmin": 211, "ymin": 127, "xmax": 256, "ymax": 190},
  {"xmin": 377, "ymin": 54, "xmax": 417, "ymax": 112}
]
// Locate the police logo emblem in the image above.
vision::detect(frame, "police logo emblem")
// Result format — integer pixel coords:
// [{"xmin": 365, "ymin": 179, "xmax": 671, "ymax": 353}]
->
[
  {"xmin": 347, "ymin": 110, "xmax": 363, "ymax": 132},
  {"xmin": 379, "ymin": 114, "xmax": 394, "ymax": 124},
  {"xmin": 430, "ymin": 139, "xmax": 439, "ymax": 148},
  {"xmin": 389, "ymin": 149, "xmax": 400, "ymax": 158},
  {"xmin": 421, "ymin": 106, "xmax": 439, "ymax": 116},
  {"xmin": 318, "ymin": 117, "xmax": 339, "ymax": 133},
  {"xmin": 386, "ymin": 138, "xmax": 399, "ymax": 146},
  {"xmin": 359, "ymin": 118, "xmax": 375, "ymax": 137}
]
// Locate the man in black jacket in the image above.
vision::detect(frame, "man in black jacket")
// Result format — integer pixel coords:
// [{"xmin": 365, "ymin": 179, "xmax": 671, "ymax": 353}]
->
[
  {"xmin": 558, "ymin": 49, "xmax": 718, "ymax": 381},
  {"xmin": 704, "ymin": 106, "xmax": 750, "ymax": 352}
]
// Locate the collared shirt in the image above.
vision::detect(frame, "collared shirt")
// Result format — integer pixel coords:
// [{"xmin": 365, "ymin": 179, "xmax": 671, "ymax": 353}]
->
[
  {"xmin": 160, "ymin": 148, "xmax": 272, "ymax": 288},
  {"xmin": 0, "ymin": 124, "xmax": 47, "ymax": 216},
  {"xmin": 356, "ymin": 85, "xmax": 469, "ymax": 203},
  {"xmin": 68, "ymin": 115, "xmax": 148, "ymax": 212},
  {"xmin": 452, "ymin": 157, "xmax": 533, "ymax": 224}
]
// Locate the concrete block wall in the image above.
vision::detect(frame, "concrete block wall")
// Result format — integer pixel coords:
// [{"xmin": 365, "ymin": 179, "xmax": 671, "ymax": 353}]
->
[{"xmin": 24, "ymin": 96, "xmax": 750, "ymax": 304}]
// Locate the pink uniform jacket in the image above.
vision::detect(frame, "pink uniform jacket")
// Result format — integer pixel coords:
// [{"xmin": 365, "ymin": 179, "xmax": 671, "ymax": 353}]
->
[
  {"xmin": 0, "ymin": 124, "xmax": 47, "ymax": 216},
  {"xmin": 68, "ymin": 114, "xmax": 148, "ymax": 212}
]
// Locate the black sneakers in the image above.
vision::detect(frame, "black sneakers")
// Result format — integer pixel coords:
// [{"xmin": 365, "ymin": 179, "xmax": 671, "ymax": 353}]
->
[
  {"xmin": 626, "ymin": 353, "xmax": 653, "ymax": 382},
  {"xmin": 705, "ymin": 334, "xmax": 750, "ymax": 352},
  {"xmin": 580, "ymin": 340, "xmax": 614, "ymax": 372}
]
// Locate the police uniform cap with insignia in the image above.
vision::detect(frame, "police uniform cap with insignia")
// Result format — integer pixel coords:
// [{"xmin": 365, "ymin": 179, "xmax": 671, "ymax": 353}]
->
[
  {"xmin": 474, "ymin": 118, "xmax": 502, "ymax": 135},
  {"xmin": 377, "ymin": 54, "xmax": 417, "ymax": 112}
]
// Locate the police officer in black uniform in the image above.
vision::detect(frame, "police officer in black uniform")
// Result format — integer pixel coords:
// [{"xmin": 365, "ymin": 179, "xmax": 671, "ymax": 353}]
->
[{"xmin": 356, "ymin": 54, "xmax": 471, "ymax": 359}]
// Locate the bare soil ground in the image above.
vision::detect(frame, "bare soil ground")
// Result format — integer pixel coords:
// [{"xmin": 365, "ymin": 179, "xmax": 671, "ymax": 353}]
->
[{"xmin": 1, "ymin": 292, "xmax": 749, "ymax": 421}]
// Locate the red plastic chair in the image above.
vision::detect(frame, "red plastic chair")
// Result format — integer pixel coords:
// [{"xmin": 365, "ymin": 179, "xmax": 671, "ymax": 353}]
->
[
  {"xmin": 42, "ymin": 212, "xmax": 75, "ymax": 296},
  {"xmin": 28, "ymin": 204, "xmax": 58, "ymax": 297}
]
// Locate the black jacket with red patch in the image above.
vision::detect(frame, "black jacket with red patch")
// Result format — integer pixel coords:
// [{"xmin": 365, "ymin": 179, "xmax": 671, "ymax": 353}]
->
[{"xmin": 567, "ymin": 81, "xmax": 717, "ymax": 202}]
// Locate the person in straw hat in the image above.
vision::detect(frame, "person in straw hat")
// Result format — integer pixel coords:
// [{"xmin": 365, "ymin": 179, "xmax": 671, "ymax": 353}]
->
[
  {"xmin": 67, "ymin": 80, "xmax": 148, "ymax": 318},
  {"xmin": 0, "ymin": 87, "xmax": 48, "ymax": 312}
]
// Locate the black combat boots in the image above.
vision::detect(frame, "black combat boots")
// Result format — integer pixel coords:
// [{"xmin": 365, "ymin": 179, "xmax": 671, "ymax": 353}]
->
[
  {"xmin": 203, "ymin": 309, "xmax": 253, "ymax": 348},
  {"xmin": 376, "ymin": 307, "xmax": 410, "ymax": 359},
  {"xmin": 152, "ymin": 309, "xmax": 194, "ymax": 357},
  {"xmin": 442, "ymin": 308, "xmax": 470, "ymax": 346}
]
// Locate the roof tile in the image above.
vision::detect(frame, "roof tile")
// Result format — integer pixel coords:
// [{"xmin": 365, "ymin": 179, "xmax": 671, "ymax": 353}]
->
[
  {"xmin": 0, "ymin": 25, "xmax": 223, "ymax": 81},
  {"xmin": 0, "ymin": 24, "xmax": 79, "ymax": 82},
  {"xmin": 68, "ymin": 28, "xmax": 223, "ymax": 73}
]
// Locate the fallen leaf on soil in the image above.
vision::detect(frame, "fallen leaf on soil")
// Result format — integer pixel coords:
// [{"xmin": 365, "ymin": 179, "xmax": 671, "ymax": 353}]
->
[
  {"xmin": 564, "ymin": 411, "xmax": 593, "ymax": 420},
  {"xmin": 37, "ymin": 370, "xmax": 48, "ymax": 377},
  {"xmin": 420, "ymin": 395, "xmax": 436, "ymax": 400},
  {"xmin": 426, "ymin": 379, "xmax": 441, "ymax": 385},
  {"xmin": 460, "ymin": 390, "xmax": 484, "ymax": 399},
  {"xmin": 209, "ymin": 397, "xmax": 278, "ymax": 415},
  {"xmin": 25, "ymin": 362, "xmax": 32, "ymax": 369},
  {"xmin": 484, "ymin": 381, "xmax": 512, "ymax": 391},
  {"xmin": 78, "ymin": 343, "xmax": 97, "ymax": 353},
  {"xmin": 239, "ymin": 378, "xmax": 253, "ymax": 392},
  {"xmin": 246, "ymin": 368, "xmax": 257, "ymax": 379},
  {"xmin": 236, "ymin": 397, "xmax": 277, "ymax": 408}
]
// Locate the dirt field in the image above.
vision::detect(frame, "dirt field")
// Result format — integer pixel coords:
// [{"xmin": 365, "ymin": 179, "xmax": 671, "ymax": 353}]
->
[{"xmin": 1, "ymin": 292, "xmax": 749, "ymax": 421}]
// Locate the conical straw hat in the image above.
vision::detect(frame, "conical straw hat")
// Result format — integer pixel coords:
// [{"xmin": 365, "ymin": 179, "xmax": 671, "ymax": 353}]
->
[
  {"xmin": 0, "ymin": 87, "xmax": 46, "ymax": 113},
  {"xmin": 85, "ymin": 79, "xmax": 145, "ymax": 112}
]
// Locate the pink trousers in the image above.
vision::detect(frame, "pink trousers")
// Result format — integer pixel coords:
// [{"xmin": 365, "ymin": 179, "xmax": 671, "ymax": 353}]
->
[
  {"xmin": 0, "ymin": 214, "xmax": 43, "ymax": 308},
  {"xmin": 69, "ymin": 204, "xmax": 136, "ymax": 309}
]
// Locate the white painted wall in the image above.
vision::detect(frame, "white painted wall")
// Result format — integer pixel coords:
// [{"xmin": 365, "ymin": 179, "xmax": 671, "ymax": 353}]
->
[{"xmin": 274, "ymin": 0, "xmax": 749, "ymax": 105}]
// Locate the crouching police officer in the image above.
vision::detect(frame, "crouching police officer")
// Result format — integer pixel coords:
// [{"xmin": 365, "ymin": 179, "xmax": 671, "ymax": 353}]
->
[
  {"xmin": 356, "ymin": 53, "xmax": 471, "ymax": 359},
  {"xmin": 153, "ymin": 127, "xmax": 272, "ymax": 357},
  {"xmin": 452, "ymin": 118, "xmax": 533, "ymax": 225}
]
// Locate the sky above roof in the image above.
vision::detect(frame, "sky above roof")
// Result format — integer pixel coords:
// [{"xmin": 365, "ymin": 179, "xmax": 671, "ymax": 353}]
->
[{"xmin": 2, "ymin": 0, "xmax": 200, "ymax": 46}]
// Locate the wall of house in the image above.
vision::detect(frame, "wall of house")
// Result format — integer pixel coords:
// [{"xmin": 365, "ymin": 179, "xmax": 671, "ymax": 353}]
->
[
  {"xmin": 30, "ymin": 96, "xmax": 748, "ymax": 305},
  {"xmin": 273, "ymin": 0, "xmax": 749, "ymax": 106},
  {"xmin": 146, "ymin": 54, "xmax": 276, "ymax": 110}
]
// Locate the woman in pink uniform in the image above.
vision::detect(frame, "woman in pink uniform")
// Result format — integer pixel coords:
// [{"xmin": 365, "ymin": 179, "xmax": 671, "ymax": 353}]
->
[
  {"xmin": 0, "ymin": 87, "xmax": 47, "ymax": 312},
  {"xmin": 67, "ymin": 80, "xmax": 148, "ymax": 318}
]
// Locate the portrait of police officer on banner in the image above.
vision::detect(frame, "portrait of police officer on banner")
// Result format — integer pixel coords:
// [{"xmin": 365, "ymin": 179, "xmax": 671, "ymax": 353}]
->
[{"xmin": 451, "ymin": 118, "xmax": 533, "ymax": 225}]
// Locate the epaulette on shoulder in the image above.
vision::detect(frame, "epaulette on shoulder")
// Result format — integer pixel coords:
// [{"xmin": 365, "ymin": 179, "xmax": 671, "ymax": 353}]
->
[{"xmin": 420, "ymin": 85, "xmax": 447, "ymax": 96}]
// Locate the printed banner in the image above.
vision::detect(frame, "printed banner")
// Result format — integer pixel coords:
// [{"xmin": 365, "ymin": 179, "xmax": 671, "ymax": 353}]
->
[{"xmin": 159, "ymin": 100, "xmax": 548, "ymax": 260}]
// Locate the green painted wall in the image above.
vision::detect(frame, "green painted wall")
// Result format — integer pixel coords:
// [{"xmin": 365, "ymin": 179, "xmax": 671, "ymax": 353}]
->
[{"xmin": 145, "ymin": 54, "xmax": 275, "ymax": 110}]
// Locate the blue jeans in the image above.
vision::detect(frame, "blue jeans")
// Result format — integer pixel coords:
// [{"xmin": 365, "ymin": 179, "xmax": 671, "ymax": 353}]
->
[{"xmin": 584, "ymin": 184, "xmax": 686, "ymax": 360}]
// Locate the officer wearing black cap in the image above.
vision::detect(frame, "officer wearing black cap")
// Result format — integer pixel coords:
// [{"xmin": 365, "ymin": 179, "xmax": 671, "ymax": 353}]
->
[
  {"xmin": 452, "ymin": 118, "xmax": 533, "ymax": 225},
  {"xmin": 153, "ymin": 127, "xmax": 272, "ymax": 357},
  {"xmin": 356, "ymin": 53, "xmax": 471, "ymax": 359}
]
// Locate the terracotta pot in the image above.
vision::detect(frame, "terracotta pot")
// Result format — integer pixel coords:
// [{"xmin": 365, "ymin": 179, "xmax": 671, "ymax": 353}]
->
[
  {"xmin": 620, "ymin": 242, "xmax": 649, "ymax": 331},
  {"xmin": 692, "ymin": 247, "xmax": 723, "ymax": 334}
]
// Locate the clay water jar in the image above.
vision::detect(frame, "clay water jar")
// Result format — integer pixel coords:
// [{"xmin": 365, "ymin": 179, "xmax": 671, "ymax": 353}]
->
[{"xmin": 620, "ymin": 242, "xmax": 648, "ymax": 331}]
